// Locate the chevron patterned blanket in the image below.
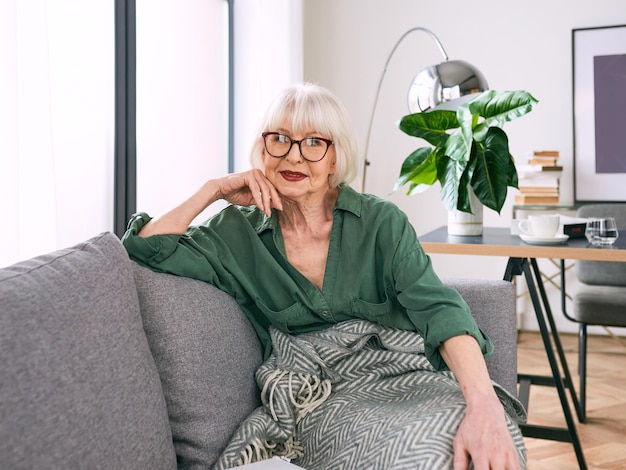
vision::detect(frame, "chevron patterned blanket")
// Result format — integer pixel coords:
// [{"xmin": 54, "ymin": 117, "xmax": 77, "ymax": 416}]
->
[{"xmin": 213, "ymin": 320, "xmax": 526, "ymax": 470}]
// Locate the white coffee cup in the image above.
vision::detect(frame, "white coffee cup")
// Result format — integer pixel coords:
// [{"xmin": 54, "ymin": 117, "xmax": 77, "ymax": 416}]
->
[{"xmin": 518, "ymin": 214, "xmax": 560, "ymax": 237}]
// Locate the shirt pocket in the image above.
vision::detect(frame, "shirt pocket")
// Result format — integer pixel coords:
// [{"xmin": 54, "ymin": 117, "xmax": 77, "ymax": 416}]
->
[
  {"xmin": 351, "ymin": 295, "xmax": 416, "ymax": 330},
  {"xmin": 350, "ymin": 294, "xmax": 394, "ymax": 322},
  {"xmin": 255, "ymin": 298, "xmax": 313, "ymax": 333}
]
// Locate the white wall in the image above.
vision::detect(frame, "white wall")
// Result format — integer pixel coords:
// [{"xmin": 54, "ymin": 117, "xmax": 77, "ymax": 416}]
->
[{"xmin": 302, "ymin": 0, "xmax": 626, "ymax": 334}]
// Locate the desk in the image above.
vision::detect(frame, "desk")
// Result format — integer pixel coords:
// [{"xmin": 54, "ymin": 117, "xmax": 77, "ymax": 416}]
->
[{"xmin": 419, "ymin": 227, "xmax": 626, "ymax": 470}]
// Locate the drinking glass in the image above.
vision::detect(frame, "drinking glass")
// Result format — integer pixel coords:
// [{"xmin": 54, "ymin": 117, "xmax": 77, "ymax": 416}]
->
[{"xmin": 585, "ymin": 217, "xmax": 619, "ymax": 246}]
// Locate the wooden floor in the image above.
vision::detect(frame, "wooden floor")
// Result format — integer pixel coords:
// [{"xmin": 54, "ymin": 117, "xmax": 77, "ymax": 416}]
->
[{"xmin": 517, "ymin": 331, "xmax": 626, "ymax": 469}]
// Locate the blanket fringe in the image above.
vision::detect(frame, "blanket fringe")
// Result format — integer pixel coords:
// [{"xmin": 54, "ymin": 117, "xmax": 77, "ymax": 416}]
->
[
  {"xmin": 261, "ymin": 369, "xmax": 332, "ymax": 423},
  {"xmin": 240, "ymin": 369, "xmax": 330, "ymax": 466},
  {"xmin": 237, "ymin": 439, "xmax": 270, "ymax": 466},
  {"xmin": 236, "ymin": 436, "xmax": 304, "ymax": 466}
]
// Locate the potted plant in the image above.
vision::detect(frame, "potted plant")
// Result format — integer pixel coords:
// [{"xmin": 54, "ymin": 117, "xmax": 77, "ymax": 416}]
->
[{"xmin": 393, "ymin": 90, "xmax": 538, "ymax": 234}]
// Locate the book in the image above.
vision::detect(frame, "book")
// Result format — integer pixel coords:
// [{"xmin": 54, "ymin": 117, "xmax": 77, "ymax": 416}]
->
[
  {"xmin": 516, "ymin": 164, "xmax": 563, "ymax": 175},
  {"xmin": 517, "ymin": 176, "xmax": 560, "ymax": 187},
  {"xmin": 533, "ymin": 150, "xmax": 560, "ymax": 157},
  {"xmin": 534, "ymin": 165, "xmax": 562, "ymax": 172},
  {"xmin": 515, "ymin": 194, "xmax": 560, "ymax": 204},
  {"xmin": 520, "ymin": 150, "xmax": 561, "ymax": 168},
  {"xmin": 517, "ymin": 187, "xmax": 560, "ymax": 195},
  {"xmin": 515, "ymin": 153, "xmax": 562, "ymax": 205},
  {"xmin": 528, "ymin": 157, "xmax": 559, "ymax": 166}
]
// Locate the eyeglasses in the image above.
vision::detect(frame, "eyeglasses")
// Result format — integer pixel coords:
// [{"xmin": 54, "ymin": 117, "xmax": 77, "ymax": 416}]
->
[{"xmin": 262, "ymin": 132, "xmax": 333, "ymax": 162}]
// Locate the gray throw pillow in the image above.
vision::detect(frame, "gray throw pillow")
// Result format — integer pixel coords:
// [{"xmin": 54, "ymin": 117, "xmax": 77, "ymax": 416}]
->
[
  {"xmin": 132, "ymin": 263, "xmax": 263, "ymax": 469},
  {"xmin": 0, "ymin": 233, "xmax": 176, "ymax": 469}
]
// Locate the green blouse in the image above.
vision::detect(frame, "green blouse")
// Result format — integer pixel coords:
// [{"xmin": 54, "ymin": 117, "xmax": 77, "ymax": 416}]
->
[{"xmin": 122, "ymin": 185, "xmax": 492, "ymax": 369}]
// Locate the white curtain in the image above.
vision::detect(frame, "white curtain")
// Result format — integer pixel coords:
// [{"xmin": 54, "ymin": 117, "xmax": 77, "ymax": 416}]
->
[{"xmin": 0, "ymin": 0, "xmax": 115, "ymax": 268}]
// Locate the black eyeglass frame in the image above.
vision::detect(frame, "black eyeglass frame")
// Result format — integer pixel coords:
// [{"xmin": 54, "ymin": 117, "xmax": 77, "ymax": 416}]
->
[{"xmin": 261, "ymin": 132, "xmax": 333, "ymax": 162}]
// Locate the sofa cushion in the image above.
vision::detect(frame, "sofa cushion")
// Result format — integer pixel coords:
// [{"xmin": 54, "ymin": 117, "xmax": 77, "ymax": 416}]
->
[
  {"xmin": 0, "ymin": 233, "xmax": 176, "ymax": 469},
  {"xmin": 133, "ymin": 263, "xmax": 263, "ymax": 469},
  {"xmin": 442, "ymin": 278, "xmax": 518, "ymax": 396}
]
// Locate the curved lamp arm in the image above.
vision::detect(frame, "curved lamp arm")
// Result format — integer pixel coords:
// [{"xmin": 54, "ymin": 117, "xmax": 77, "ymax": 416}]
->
[{"xmin": 361, "ymin": 27, "xmax": 449, "ymax": 193}]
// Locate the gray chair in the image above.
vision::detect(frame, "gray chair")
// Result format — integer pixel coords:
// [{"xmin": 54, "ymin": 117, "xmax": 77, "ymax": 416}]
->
[{"xmin": 563, "ymin": 203, "xmax": 626, "ymax": 421}]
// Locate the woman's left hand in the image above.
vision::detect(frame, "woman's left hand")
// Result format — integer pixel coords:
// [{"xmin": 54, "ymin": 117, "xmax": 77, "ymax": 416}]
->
[
  {"xmin": 439, "ymin": 335, "xmax": 521, "ymax": 469},
  {"xmin": 452, "ymin": 399, "xmax": 520, "ymax": 469}
]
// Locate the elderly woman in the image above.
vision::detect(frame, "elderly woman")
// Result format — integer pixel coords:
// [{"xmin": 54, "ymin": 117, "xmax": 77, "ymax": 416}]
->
[{"xmin": 122, "ymin": 83, "xmax": 525, "ymax": 469}]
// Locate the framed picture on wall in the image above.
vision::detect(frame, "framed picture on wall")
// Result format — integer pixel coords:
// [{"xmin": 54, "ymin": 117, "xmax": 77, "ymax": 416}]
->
[{"xmin": 573, "ymin": 24, "xmax": 626, "ymax": 203}]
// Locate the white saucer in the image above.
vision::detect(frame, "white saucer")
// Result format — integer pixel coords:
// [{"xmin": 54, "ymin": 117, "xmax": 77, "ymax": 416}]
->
[{"xmin": 519, "ymin": 233, "xmax": 569, "ymax": 245}]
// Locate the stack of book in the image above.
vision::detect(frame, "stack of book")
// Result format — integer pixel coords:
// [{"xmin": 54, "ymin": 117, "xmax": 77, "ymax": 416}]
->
[{"xmin": 515, "ymin": 150, "xmax": 562, "ymax": 205}]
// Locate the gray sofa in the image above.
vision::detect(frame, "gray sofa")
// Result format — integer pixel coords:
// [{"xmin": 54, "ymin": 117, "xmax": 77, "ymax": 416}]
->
[{"xmin": 0, "ymin": 232, "xmax": 518, "ymax": 469}]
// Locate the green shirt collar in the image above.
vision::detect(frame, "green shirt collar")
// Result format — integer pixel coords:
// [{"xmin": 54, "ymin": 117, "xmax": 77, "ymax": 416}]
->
[
  {"xmin": 335, "ymin": 184, "xmax": 362, "ymax": 217},
  {"xmin": 254, "ymin": 185, "xmax": 362, "ymax": 234}
]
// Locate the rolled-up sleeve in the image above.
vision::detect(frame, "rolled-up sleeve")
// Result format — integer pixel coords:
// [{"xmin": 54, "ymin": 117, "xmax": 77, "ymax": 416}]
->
[
  {"xmin": 121, "ymin": 212, "xmax": 227, "ymax": 288},
  {"xmin": 392, "ymin": 227, "xmax": 493, "ymax": 370}
]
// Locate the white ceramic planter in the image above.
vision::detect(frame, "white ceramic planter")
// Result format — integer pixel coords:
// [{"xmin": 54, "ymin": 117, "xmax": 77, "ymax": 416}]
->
[{"xmin": 447, "ymin": 191, "xmax": 483, "ymax": 236}]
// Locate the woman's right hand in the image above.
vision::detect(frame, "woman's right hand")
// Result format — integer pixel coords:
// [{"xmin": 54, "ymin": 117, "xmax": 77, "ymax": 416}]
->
[
  {"xmin": 138, "ymin": 169, "xmax": 283, "ymax": 237},
  {"xmin": 216, "ymin": 169, "xmax": 283, "ymax": 216}
]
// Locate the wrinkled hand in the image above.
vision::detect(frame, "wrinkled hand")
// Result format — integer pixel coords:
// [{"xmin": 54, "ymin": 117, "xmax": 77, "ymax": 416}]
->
[
  {"xmin": 217, "ymin": 169, "xmax": 283, "ymax": 216},
  {"xmin": 453, "ymin": 403, "xmax": 520, "ymax": 470}
]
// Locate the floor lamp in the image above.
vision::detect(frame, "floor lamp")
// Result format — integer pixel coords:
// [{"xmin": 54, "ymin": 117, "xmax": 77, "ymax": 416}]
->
[{"xmin": 361, "ymin": 27, "xmax": 489, "ymax": 193}]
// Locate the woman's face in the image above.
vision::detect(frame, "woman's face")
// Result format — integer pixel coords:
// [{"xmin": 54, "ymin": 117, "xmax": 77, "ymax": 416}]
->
[{"xmin": 261, "ymin": 120, "xmax": 337, "ymax": 201}]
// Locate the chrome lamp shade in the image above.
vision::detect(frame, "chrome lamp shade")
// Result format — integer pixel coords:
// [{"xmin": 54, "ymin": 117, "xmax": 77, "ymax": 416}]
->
[
  {"xmin": 407, "ymin": 59, "xmax": 489, "ymax": 113},
  {"xmin": 361, "ymin": 27, "xmax": 489, "ymax": 192}
]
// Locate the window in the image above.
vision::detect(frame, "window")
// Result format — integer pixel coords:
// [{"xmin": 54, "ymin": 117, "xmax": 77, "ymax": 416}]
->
[{"xmin": 1, "ymin": 0, "xmax": 302, "ymax": 267}]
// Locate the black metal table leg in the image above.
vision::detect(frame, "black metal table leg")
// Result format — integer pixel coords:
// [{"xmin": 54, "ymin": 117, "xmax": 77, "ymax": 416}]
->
[
  {"xmin": 530, "ymin": 258, "xmax": 585, "ymax": 422},
  {"xmin": 504, "ymin": 257, "xmax": 587, "ymax": 470}
]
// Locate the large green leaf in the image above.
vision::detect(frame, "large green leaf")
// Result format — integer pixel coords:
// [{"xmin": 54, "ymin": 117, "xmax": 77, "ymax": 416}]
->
[
  {"xmin": 393, "ymin": 147, "xmax": 437, "ymax": 194},
  {"xmin": 456, "ymin": 103, "xmax": 479, "ymax": 153},
  {"xmin": 470, "ymin": 127, "xmax": 515, "ymax": 213},
  {"xmin": 467, "ymin": 90, "xmax": 538, "ymax": 140},
  {"xmin": 456, "ymin": 157, "xmax": 476, "ymax": 213},
  {"xmin": 398, "ymin": 110, "xmax": 458, "ymax": 147},
  {"xmin": 438, "ymin": 154, "xmax": 468, "ymax": 212},
  {"xmin": 443, "ymin": 132, "xmax": 472, "ymax": 163},
  {"xmin": 507, "ymin": 153, "xmax": 519, "ymax": 188}
]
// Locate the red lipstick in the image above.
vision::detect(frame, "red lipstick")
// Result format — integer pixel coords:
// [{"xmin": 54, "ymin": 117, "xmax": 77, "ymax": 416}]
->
[{"xmin": 280, "ymin": 171, "xmax": 307, "ymax": 182}]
